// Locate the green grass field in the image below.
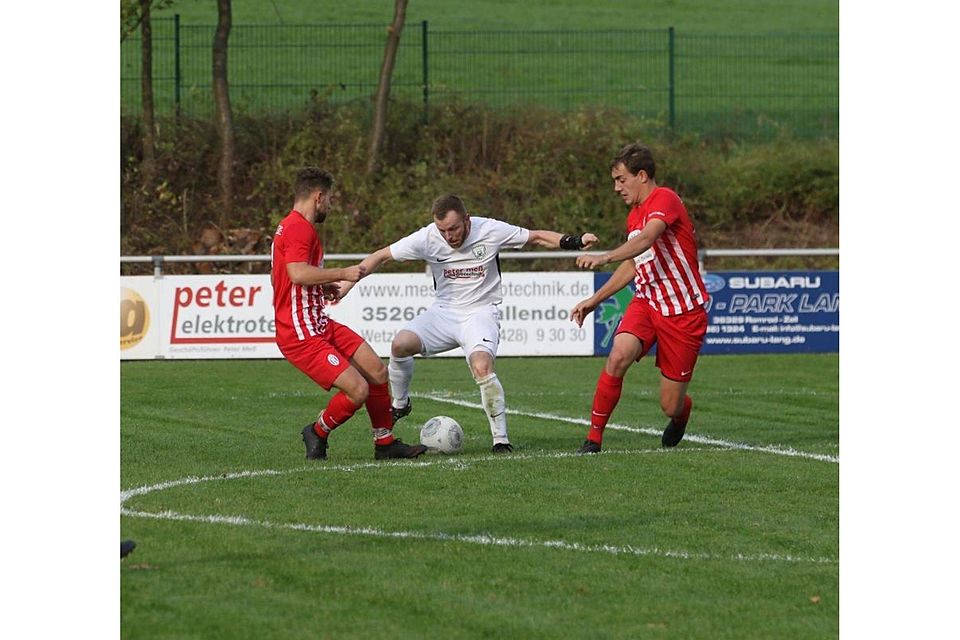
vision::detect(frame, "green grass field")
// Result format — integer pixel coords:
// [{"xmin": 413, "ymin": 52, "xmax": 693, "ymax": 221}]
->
[
  {"xmin": 121, "ymin": 353, "xmax": 838, "ymax": 638},
  {"xmin": 121, "ymin": 0, "xmax": 837, "ymax": 137}
]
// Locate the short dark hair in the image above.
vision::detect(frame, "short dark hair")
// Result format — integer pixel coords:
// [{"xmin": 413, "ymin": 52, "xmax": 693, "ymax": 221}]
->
[
  {"xmin": 431, "ymin": 194, "xmax": 467, "ymax": 219},
  {"xmin": 294, "ymin": 167, "xmax": 334, "ymax": 199},
  {"xmin": 611, "ymin": 143, "xmax": 656, "ymax": 179}
]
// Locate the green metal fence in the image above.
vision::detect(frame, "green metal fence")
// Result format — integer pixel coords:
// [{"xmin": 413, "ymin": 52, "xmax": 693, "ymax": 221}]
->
[{"xmin": 120, "ymin": 19, "xmax": 837, "ymax": 138}]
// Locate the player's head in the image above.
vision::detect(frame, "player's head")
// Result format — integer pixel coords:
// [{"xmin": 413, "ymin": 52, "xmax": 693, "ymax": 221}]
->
[
  {"xmin": 431, "ymin": 194, "xmax": 471, "ymax": 249},
  {"xmin": 294, "ymin": 167, "xmax": 335, "ymax": 222},
  {"xmin": 610, "ymin": 143, "xmax": 657, "ymax": 207}
]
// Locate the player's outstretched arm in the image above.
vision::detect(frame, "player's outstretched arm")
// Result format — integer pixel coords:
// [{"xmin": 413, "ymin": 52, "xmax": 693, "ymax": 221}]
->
[
  {"xmin": 524, "ymin": 230, "xmax": 599, "ymax": 250},
  {"xmin": 570, "ymin": 260, "xmax": 635, "ymax": 327},
  {"xmin": 338, "ymin": 246, "xmax": 395, "ymax": 300},
  {"xmin": 287, "ymin": 262, "xmax": 366, "ymax": 286},
  {"xmin": 576, "ymin": 220, "xmax": 666, "ymax": 269}
]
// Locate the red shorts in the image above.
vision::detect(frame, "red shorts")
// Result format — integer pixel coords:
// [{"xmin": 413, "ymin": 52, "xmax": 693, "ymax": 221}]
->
[
  {"xmin": 278, "ymin": 318, "xmax": 365, "ymax": 390},
  {"xmin": 615, "ymin": 299, "xmax": 707, "ymax": 382}
]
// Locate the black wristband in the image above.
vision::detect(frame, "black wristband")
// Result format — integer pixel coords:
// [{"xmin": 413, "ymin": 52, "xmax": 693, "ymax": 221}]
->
[{"xmin": 559, "ymin": 233, "xmax": 584, "ymax": 250}]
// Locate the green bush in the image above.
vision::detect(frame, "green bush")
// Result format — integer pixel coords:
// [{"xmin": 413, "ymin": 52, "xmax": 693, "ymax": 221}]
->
[{"xmin": 120, "ymin": 99, "xmax": 837, "ymax": 268}]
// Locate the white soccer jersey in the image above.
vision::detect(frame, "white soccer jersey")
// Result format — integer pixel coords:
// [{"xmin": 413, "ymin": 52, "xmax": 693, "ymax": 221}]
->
[{"xmin": 389, "ymin": 216, "xmax": 530, "ymax": 309}]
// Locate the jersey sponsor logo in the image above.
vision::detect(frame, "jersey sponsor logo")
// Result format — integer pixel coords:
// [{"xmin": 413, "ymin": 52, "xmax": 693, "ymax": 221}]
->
[
  {"xmin": 472, "ymin": 244, "xmax": 486, "ymax": 259},
  {"xmin": 442, "ymin": 265, "xmax": 485, "ymax": 280},
  {"xmin": 327, "ymin": 354, "xmax": 340, "ymax": 366}
]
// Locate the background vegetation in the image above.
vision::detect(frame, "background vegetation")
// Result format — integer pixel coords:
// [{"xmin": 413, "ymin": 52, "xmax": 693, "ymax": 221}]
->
[
  {"xmin": 121, "ymin": 101, "xmax": 838, "ymax": 271},
  {"xmin": 121, "ymin": 0, "xmax": 838, "ymax": 272}
]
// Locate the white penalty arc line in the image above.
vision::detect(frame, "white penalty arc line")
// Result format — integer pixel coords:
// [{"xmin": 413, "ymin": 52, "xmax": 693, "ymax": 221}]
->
[
  {"xmin": 412, "ymin": 392, "xmax": 839, "ymax": 465},
  {"xmin": 120, "ymin": 452, "xmax": 836, "ymax": 565}
]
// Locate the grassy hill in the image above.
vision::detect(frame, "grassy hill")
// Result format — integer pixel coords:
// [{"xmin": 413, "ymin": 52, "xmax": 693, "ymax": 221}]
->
[{"xmin": 155, "ymin": 0, "xmax": 838, "ymax": 31}]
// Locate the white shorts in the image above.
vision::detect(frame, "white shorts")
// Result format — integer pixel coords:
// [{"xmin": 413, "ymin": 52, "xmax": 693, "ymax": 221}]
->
[{"xmin": 406, "ymin": 303, "xmax": 501, "ymax": 361}]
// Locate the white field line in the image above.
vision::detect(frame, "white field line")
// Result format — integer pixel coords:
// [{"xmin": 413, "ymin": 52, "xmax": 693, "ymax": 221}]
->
[
  {"xmin": 120, "ymin": 450, "xmax": 836, "ymax": 565},
  {"xmin": 412, "ymin": 392, "xmax": 840, "ymax": 465}
]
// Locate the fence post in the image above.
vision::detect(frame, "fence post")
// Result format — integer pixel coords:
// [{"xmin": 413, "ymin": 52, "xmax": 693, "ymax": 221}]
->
[
  {"xmin": 668, "ymin": 26, "xmax": 675, "ymax": 131},
  {"xmin": 174, "ymin": 14, "xmax": 181, "ymax": 119},
  {"xmin": 421, "ymin": 20, "xmax": 429, "ymax": 124}
]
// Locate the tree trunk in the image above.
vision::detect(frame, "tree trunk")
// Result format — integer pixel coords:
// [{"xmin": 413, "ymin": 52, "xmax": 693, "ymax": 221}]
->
[
  {"xmin": 140, "ymin": 0, "xmax": 156, "ymax": 190},
  {"xmin": 213, "ymin": 0, "xmax": 235, "ymax": 228},
  {"xmin": 367, "ymin": 0, "xmax": 408, "ymax": 176}
]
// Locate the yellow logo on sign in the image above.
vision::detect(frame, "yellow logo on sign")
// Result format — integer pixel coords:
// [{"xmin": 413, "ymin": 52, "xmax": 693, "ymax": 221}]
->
[{"xmin": 121, "ymin": 287, "xmax": 151, "ymax": 350}]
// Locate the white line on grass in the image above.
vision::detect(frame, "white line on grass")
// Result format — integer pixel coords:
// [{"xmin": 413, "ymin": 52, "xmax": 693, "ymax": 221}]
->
[
  {"xmin": 412, "ymin": 392, "xmax": 839, "ymax": 464},
  {"xmin": 121, "ymin": 449, "xmax": 836, "ymax": 565}
]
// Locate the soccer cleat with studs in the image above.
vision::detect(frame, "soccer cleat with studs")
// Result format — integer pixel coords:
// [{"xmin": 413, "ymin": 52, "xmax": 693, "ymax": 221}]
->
[
  {"xmin": 374, "ymin": 438, "xmax": 428, "ymax": 460},
  {"xmin": 491, "ymin": 442, "xmax": 513, "ymax": 453},
  {"xmin": 576, "ymin": 440, "xmax": 602, "ymax": 455},
  {"xmin": 302, "ymin": 424, "xmax": 328, "ymax": 460},
  {"xmin": 391, "ymin": 398, "xmax": 412, "ymax": 425}
]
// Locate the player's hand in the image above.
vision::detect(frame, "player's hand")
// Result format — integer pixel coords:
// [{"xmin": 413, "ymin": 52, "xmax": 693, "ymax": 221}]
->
[
  {"xmin": 576, "ymin": 254, "xmax": 608, "ymax": 269},
  {"xmin": 322, "ymin": 282, "xmax": 342, "ymax": 303},
  {"xmin": 341, "ymin": 265, "xmax": 366, "ymax": 282},
  {"xmin": 570, "ymin": 299, "xmax": 597, "ymax": 327},
  {"xmin": 336, "ymin": 280, "xmax": 356, "ymax": 301},
  {"xmin": 579, "ymin": 233, "xmax": 599, "ymax": 249}
]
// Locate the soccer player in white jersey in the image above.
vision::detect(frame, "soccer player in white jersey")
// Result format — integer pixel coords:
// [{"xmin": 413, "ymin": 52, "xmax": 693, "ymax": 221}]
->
[
  {"xmin": 571, "ymin": 143, "xmax": 709, "ymax": 453},
  {"xmin": 345, "ymin": 194, "xmax": 597, "ymax": 452}
]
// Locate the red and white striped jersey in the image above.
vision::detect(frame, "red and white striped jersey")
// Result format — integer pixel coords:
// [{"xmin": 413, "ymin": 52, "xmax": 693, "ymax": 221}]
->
[
  {"xmin": 627, "ymin": 187, "xmax": 708, "ymax": 316},
  {"xmin": 271, "ymin": 210, "xmax": 329, "ymax": 345}
]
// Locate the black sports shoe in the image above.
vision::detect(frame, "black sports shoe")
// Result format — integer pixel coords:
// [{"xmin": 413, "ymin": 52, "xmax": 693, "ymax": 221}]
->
[
  {"xmin": 661, "ymin": 419, "xmax": 687, "ymax": 448},
  {"xmin": 391, "ymin": 398, "xmax": 412, "ymax": 425},
  {"xmin": 375, "ymin": 438, "xmax": 428, "ymax": 460},
  {"xmin": 491, "ymin": 442, "xmax": 513, "ymax": 453},
  {"xmin": 121, "ymin": 539, "xmax": 137, "ymax": 558},
  {"xmin": 576, "ymin": 440, "xmax": 602, "ymax": 455},
  {"xmin": 302, "ymin": 424, "xmax": 328, "ymax": 460}
]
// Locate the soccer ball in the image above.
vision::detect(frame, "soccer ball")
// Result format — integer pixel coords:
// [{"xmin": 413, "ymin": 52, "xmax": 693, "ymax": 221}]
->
[{"xmin": 419, "ymin": 416, "xmax": 464, "ymax": 454}]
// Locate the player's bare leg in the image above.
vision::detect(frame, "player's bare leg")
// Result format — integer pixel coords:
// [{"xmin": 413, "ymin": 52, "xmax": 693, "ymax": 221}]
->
[
  {"xmin": 578, "ymin": 333, "xmax": 642, "ymax": 454},
  {"xmin": 660, "ymin": 377, "xmax": 692, "ymax": 448},
  {"xmin": 388, "ymin": 330, "xmax": 422, "ymax": 423},
  {"xmin": 469, "ymin": 350, "xmax": 511, "ymax": 452},
  {"xmin": 302, "ymin": 366, "xmax": 369, "ymax": 460}
]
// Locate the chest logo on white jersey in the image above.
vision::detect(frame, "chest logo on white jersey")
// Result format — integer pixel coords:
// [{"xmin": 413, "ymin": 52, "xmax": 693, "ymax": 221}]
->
[{"xmin": 472, "ymin": 244, "xmax": 487, "ymax": 259}]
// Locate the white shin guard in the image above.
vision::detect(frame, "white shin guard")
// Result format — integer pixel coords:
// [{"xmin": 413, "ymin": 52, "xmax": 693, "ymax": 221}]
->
[
  {"xmin": 476, "ymin": 373, "xmax": 508, "ymax": 444},
  {"xmin": 388, "ymin": 355, "xmax": 414, "ymax": 409}
]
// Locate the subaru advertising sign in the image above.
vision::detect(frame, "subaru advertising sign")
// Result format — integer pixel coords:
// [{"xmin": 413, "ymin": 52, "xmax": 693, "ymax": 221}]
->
[{"xmin": 593, "ymin": 271, "xmax": 839, "ymax": 355}]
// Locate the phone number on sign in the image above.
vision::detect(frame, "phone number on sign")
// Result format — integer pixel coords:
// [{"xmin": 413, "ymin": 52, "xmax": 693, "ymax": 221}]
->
[
  {"xmin": 360, "ymin": 306, "xmax": 429, "ymax": 322},
  {"xmin": 499, "ymin": 327, "xmax": 588, "ymax": 344}
]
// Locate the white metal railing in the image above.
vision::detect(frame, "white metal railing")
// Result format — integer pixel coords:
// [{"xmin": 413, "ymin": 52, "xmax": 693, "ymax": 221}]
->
[{"xmin": 120, "ymin": 248, "xmax": 839, "ymax": 277}]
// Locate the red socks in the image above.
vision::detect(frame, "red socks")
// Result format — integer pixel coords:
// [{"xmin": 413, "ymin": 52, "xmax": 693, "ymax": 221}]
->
[
  {"xmin": 312, "ymin": 384, "xmax": 396, "ymax": 446},
  {"xmin": 586, "ymin": 370, "xmax": 623, "ymax": 445},
  {"xmin": 314, "ymin": 391, "xmax": 361, "ymax": 437},
  {"xmin": 365, "ymin": 382, "xmax": 396, "ymax": 445}
]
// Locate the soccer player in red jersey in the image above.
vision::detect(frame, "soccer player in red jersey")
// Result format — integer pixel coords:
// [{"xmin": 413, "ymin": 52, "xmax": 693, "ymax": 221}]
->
[
  {"xmin": 571, "ymin": 143, "xmax": 709, "ymax": 452},
  {"xmin": 271, "ymin": 167, "xmax": 427, "ymax": 461}
]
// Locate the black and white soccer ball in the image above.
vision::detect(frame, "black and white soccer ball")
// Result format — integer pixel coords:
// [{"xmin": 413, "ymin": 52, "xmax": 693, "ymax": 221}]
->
[{"xmin": 419, "ymin": 416, "xmax": 464, "ymax": 454}]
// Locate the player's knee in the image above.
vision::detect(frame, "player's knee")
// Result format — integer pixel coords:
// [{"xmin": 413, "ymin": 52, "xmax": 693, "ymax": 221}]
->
[
  {"xmin": 605, "ymin": 351, "xmax": 633, "ymax": 376},
  {"xmin": 391, "ymin": 334, "xmax": 419, "ymax": 358}
]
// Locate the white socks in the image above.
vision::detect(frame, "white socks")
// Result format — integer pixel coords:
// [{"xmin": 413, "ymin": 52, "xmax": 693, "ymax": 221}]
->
[
  {"xmin": 388, "ymin": 355, "xmax": 414, "ymax": 409},
  {"xmin": 476, "ymin": 373, "xmax": 509, "ymax": 444}
]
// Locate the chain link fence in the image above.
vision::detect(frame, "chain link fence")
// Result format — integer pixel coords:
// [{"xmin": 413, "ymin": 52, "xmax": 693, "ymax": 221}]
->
[{"xmin": 121, "ymin": 19, "xmax": 837, "ymax": 139}]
